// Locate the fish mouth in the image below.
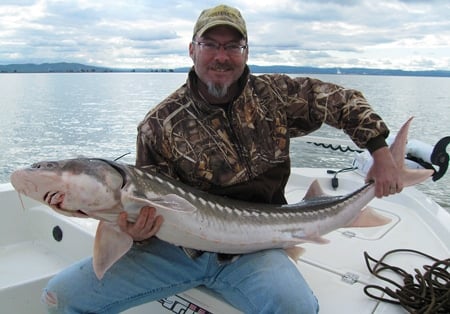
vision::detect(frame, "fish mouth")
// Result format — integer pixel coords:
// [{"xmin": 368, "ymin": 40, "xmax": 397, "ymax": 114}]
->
[
  {"xmin": 43, "ymin": 191, "xmax": 89, "ymax": 217},
  {"xmin": 74, "ymin": 209, "xmax": 89, "ymax": 217},
  {"xmin": 44, "ymin": 191, "xmax": 64, "ymax": 209}
]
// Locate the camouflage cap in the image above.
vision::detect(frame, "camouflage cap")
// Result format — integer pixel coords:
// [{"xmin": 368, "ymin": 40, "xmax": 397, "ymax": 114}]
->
[{"xmin": 193, "ymin": 4, "xmax": 247, "ymax": 39}]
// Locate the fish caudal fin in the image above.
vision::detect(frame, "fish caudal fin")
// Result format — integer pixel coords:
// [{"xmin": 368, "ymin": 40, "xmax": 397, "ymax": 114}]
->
[
  {"xmin": 93, "ymin": 221, "xmax": 134, "ymax": 280},
  {"xmin": 391, "ymin": 117, "xmax": 434, "ymax": 187},
  {"xmin": 347, "ymin": 118, "xmax": 432, "ymax": 228}
]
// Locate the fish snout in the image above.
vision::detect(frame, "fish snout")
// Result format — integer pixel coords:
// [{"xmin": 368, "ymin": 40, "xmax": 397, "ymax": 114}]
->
[{"xmin": 10, "ymin": 170, "xmax": 35, "ymax": 193}]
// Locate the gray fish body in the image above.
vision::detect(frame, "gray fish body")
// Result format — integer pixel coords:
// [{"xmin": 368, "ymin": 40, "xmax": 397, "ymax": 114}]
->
[
  {"xmin": 117, "ymin": 163, "xmax": 376, "ymax": 253},
  {"xmin": 10, "ymin": 118, "xmax": 433, "ymax": 278},
  {"xmin": 11, "ymin": 157, "xmax": 377, "ymax": 253}
]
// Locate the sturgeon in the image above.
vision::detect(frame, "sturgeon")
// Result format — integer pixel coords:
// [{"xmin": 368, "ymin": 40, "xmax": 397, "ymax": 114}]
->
[{"xmin": 10, "ymin": 117, "xmax": 433, "ymax": 279}]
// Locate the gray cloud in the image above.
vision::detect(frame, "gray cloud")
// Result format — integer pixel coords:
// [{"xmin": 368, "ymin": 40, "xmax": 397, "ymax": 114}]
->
[{"xmin": 0, "ymin": 0, "xmax": 449, "ymax": 70}]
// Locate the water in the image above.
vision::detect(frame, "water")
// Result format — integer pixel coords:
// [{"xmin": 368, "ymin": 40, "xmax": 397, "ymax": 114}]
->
[{"xmin": 1, "ymin": 72, "xmax": 449, "ymax": 211}]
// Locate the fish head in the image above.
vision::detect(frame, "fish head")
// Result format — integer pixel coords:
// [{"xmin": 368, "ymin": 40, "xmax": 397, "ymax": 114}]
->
[{"xmin": 10, "ymin": 158, "xmax": 126, "ymax": 220}]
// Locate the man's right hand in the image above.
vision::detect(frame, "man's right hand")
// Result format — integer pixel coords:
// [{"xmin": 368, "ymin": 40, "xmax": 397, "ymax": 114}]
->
[{"xmin": 117, "ymin": 206, "xmax": 164, "ymax": 242}]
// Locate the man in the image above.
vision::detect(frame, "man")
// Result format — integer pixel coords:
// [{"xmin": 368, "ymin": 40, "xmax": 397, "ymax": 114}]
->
[{"xmin": 44, "ymin": 4, "xmax": 401, "ymax": 313}]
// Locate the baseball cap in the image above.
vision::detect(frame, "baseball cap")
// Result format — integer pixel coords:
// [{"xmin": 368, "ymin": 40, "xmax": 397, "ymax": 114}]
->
[{"xmin": 193, "ymin": 4, "xmax": 247, "ymax": 39}]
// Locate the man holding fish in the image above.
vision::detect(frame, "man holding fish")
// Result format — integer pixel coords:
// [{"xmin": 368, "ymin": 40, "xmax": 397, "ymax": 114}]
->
[{"xmin": 43, "ymin": 4, "xmax": 403, "ymax": 314}]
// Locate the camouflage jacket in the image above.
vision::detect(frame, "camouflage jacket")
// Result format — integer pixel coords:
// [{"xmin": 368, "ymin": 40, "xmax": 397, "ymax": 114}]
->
[{"xmin": 136, "ymin": 67, "xmax": 389, "ymax": 204}]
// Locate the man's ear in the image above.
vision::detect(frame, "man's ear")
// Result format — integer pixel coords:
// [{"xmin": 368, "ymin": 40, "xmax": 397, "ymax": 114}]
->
[
  {"xmin": 244, "ymin": 46, "xmax": 249, "ymax": 63},
  {"xmin": 189, "ymin": 42, "xmax": 195, "ymax": 61}
]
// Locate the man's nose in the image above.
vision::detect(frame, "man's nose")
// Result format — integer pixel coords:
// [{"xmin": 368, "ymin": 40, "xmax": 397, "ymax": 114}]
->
[{"xmin": 213, "ymin": 47, "xmax": 230, "ymax": 62}]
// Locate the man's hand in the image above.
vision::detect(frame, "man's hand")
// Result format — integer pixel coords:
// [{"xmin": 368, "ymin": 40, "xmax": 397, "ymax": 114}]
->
[
  {"xmin": 117, "ymin": 206, "xmax": 164, "ymax": 242},
  {"xmin": 366, "ymin": 146, "xmax": 403, "ymax": 198}
]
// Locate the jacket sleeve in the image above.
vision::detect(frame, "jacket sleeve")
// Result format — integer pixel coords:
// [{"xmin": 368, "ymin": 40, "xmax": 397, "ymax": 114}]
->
[
  {"xmin": 278, "ymin": 75, "xmax": 390, "ymax": 151},
  {"xmin": 135, "ymin": 120, "xmax": 179, "ymax": 179}
]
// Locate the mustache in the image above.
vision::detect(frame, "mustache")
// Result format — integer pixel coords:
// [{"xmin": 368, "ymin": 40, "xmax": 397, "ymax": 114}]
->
[{"xmin": 209, "ymin": 62, "xmax": 233, "ymax": 71}]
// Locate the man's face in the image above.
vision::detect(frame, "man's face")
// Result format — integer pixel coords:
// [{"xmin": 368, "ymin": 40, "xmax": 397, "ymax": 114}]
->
[{"xmin": 189, "ymin": 26, "xmax": 248, "ymax": 99}]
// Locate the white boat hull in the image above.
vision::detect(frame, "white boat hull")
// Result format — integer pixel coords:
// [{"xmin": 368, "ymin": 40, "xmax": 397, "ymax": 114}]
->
[{"xmin": 1, "ymin": 168, "xmax": 449, "ymax": 313}]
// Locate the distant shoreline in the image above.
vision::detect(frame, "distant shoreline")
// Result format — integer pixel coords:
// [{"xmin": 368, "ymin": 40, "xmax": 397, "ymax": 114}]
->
[{"xmin": 1, "ymin": 62, "xmax": 449, "ymax": 77}]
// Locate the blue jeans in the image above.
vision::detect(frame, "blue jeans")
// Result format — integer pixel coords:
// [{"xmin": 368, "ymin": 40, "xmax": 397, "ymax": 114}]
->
[{"xmin": 43, "ymin": 238, "xmax": 318, "ymax": 313}]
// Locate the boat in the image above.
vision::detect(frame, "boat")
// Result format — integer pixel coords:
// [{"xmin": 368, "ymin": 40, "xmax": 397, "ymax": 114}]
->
[{"xmin": 1, "ymin": 136, "xmax": 449, "ymax": 314}]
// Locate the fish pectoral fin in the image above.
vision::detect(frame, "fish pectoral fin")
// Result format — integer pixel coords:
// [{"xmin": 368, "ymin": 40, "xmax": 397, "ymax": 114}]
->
[
  {"xmin": 93, "ymin": 221, "xmax": 133, "ymax": 280},
  {"xmin": 126, "ymin": 194, "xmax": 196, "ymax": 213},
  {"xmin": 308, "ymin": 236, "xmax": 330, "ymax": 244},
  {"xmin": 347, "ymin": 206, "xmax": 391, "ymax": 228},
  {"xmin": 303, "ymin": 179, "xmax": 327, "ymax": 200},
  {"xmin": 284, "ymin": 246, "xmax": 305, "ymax": 261},
  {"xmin": 291, "ymin": 230, "xmax": 330, "ymax": 244}
]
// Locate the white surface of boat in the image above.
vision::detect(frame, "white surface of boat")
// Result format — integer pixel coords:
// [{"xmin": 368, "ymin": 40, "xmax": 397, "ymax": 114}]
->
[{"xmin": 1, "ymin": 165, "xmax": 449, "ymax": 313}]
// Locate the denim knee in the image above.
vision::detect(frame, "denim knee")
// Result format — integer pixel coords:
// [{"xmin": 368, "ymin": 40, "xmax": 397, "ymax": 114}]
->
[
  {"xmin": 41, "ymin": 287, "xmax": 58, "ymax": 313},
  {"xmin": 42, "ymin": 274, "xmax": 80, "ymax": 314},
  {"xmin": 41, "ymin": 258, "xmax": 96, "ymax": 314},
  {"xmin": 249, "ymin": 276, "xmax": 318, "ymax": 314},
  {"xmin": 41, "ymin": 281, "xmax": 69, "ymax": 314},
  {"xmin": 267, "ymin": 288, "xmax": 319, "ymax": 314},
  {"xmin": 212, "ymin": 249, "xmax": 319, "ymax": 314}
]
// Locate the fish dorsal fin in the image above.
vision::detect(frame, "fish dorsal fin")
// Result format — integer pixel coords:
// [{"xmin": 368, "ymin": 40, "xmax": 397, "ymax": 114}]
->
[
  {"xmin": 303, "ymin": 179, "xmax": 326, "ymax": 200},
  {"xmin": 93, "ymin": 221, "xmax": 134, "ymax": 280},
  {"xmin": 126, "ymin": 194, "xmax": 196, "ymax": 213}
]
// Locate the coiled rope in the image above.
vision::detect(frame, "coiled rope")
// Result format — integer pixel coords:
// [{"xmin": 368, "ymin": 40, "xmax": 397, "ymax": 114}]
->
[{"xmin": 363, "ymin": 249, "xmax": 450, "ymax": 313}]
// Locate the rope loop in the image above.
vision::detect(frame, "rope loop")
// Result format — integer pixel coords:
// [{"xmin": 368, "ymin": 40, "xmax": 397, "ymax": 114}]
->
[{"xmin": 363, "ymin": 249, "xmax": 450, "ymax": 313}]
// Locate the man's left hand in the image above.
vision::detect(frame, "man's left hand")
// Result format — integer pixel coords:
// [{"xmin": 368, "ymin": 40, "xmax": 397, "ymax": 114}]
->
[
  {"xmin": 117, "ymin": 206, "xmax": 164, "ymax": 242},
  {"xmin": 366, "ymin": 146, "xmax": 403, "ymax": 198}
]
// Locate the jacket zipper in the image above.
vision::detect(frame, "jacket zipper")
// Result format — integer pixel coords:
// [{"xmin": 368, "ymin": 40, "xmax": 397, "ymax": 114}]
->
[{"xmin": 223, "ymin": 104, "xmax": 254, "ymax": 180}]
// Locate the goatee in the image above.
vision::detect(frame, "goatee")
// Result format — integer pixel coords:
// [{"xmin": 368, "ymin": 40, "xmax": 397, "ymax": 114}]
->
[{"xmin": 207, "ymin": 82, "xmax": 229, "ymax": 99}]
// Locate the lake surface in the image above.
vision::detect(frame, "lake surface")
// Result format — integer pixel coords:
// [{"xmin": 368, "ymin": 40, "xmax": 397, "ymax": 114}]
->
[{"xmin": 0, "ymin": 72, "xmax": 449, "ymax": 211}]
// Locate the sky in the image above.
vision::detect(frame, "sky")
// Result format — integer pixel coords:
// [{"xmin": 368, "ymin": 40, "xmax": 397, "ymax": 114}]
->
[{"xmin": 1, "ymin": 0, "xmax": 449, "ymax": 71}]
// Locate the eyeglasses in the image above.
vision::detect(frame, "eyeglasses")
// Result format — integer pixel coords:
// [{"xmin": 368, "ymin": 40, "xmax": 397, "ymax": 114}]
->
[{"xmin": 192, "ymin": 40, "xmax": 247, "ymax": 56}]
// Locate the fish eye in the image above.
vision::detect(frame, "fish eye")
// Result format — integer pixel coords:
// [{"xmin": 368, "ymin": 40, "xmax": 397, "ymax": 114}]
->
[{"xmin": 31, "ymin": 161, "xmax": 57, "ymax": 169}]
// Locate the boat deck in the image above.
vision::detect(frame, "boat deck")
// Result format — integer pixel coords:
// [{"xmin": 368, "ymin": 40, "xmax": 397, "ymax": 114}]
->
[
  {"xmin": 287, "ymin": 168, "xmax": 449, "ymax": 313},
  {"xmin": 1, "ymin": 168, "xmax": 449, "ymax": 313}
]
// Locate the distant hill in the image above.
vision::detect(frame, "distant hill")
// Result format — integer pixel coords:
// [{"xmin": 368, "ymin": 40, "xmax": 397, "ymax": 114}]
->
[
  {"xmin": 152, "ymin": 65, "xmax": 450, "ymax": 77},
  {"xmin": 0, "ymin": 62, "xmax": 175, "ymax": 73},
  {"xmin": 247, "ymin": 65, "xmax": 450, "ymax": 77},
  {"xmin": 0, "ymin": 62, "xmax": 113, "ymax": 73},
  {"xmin": 1, "ymin": 62, "xmax": 449, "ymax": 77}
]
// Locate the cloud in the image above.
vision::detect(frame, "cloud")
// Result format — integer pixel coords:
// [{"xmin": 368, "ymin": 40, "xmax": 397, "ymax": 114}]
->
[{"xmin": 0, "ymin": 0, "xmax": 449, "ymax": 70}]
